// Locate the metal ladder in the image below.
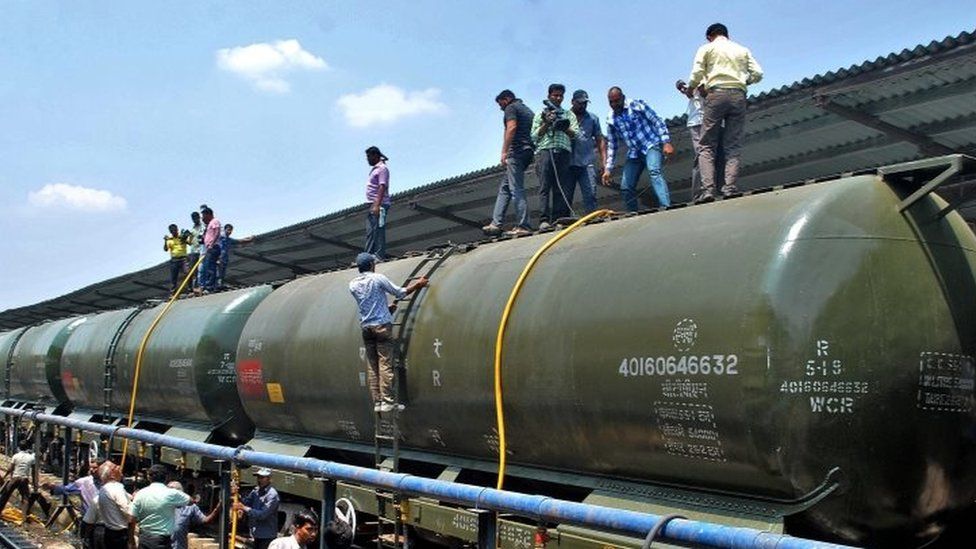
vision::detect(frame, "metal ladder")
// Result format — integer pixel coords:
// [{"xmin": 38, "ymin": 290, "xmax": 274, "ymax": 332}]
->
[
  {"xmin": 102, "ymin": 307, "xmax": 145, "ymax": 422},
  {"xmin": 373, "ymin": 245, "xmax": 456, "ymax": 549}
]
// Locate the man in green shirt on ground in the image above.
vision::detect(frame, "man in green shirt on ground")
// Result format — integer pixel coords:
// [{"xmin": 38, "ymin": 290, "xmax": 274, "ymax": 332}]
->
[{"xmin": 131, "ymin": 465, "xmax": 191, "ymax": 549}]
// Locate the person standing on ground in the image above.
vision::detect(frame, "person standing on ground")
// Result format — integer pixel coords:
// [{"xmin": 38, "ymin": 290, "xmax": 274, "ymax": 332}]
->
[
  {"xmin": 168, "ymin": 481, "xmax": 220, "ymax": 549},
  {"xmin": 268, "ymin": 510, "xmax": 318, "ymax": 549},
  {"xmin": 532, "ymin": 84, "xmax": 579, "ymax": 229},
  {"xmin": 349, "ymin": 253, "xmax": 428, "ymax": 413},
  {"xmin": 603, "ymin": 87, "xmax": 674, "ymax": 211},
  {"xmin": 131, "ymin": 465, "xmax": 191, "ymax": 549},
  {"xmin": 163, "ymin": 224, "xmax": 189, "ymax": 295},
  {"xmin": 198, "ymin": 207, "xmax": 222, "ymax": 294},
  {"xmin": 364, "ymin": 146, "xmax": 392, "ymax": 261},
  {"xmin": 686, "ymin": 22, "xmax": 763, "ymax": 201},
  {"xmin": 0, "ymin": 439, "xmax": 37, "ymax": 514},
  {"xmin": 232, "ymin": 468, "xmax": 280, "ymax": 549},
  {"xmin": 483, "ymin": 89, "xmax": 536, "ymax": 237},
  {"xmin": 568, "ymin": 90, "xmax": 606, "ymax": 214},
  {"xmin": 95, "ymin": 461, "xmax": 133, "ymax": 549},
  {"xmin": 43, "ymin": 458, "xmax": 102, "ymax": 549}
]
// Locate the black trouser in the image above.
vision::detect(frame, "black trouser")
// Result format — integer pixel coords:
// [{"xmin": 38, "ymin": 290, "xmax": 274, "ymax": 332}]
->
[
  {"xmin": 169, "ymin": 258, "xmax": 186, "ymax": 292},
  {"xmin": 95, "ymin": 526, "xmax": 129, "ymax": 549},
  {"xmin": 253, "ymin": 538, "xmax": 274, "ymax": 549},
  {"xmin": 81, "ymin": 522, "xmax": 94, "ymax": 549},
  {"xmin": 138, "ymin": 533, "xmax": 173, "ymax": 549},
  {"xmin": 537, "ymin": 148, "xmax": 572, "ymax": 223},
  {"xmin": 0, "ymin": 477, "xmax": 30, "ymax": 512}
]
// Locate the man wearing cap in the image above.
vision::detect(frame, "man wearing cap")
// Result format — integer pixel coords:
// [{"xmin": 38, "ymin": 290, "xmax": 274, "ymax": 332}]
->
[
  {"xmin": 349, "ymin": 253, "xmax": 428, "ymax": 413},
  {"xmin": 568, "ymin": 90, "xmax": 606, "ymax": 214},
  {"xmin": 131, "ymin": 465, "xmax": 191, "ymax": 549},
  {"xmin": 364, "ymin": 146, "xmax": 391, "ymax": 260},
  {"xmin": 686, "ymin": 22, "xmax": 763, "ymax": 201},
  {"xmin": 233, "ymin": 469, "xmax": 280, "ymax": 549}
]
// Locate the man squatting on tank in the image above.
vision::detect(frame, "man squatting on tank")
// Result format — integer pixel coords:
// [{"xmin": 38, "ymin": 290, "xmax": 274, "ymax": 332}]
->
[{"xmin": 349, "ymin": 252, "xmax": 429, "ymax": 413}]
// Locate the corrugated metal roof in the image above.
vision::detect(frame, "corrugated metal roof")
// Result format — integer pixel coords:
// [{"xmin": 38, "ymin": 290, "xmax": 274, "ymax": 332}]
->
[{"xmin": 2, "ymin": 29, "xmax": 975, "ymax": 330}]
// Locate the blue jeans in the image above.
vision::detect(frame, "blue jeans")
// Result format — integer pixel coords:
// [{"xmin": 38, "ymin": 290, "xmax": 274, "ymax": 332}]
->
[
  {"xmin": 569, "ymin": 165, "xmax": 598, "ymax": 213},
  {"xmin": 491, "ymin": 149, "xmax": 532, "ymax": 229},
  {"xmin": 217, "ymin": 253, "xmax": 229, "ymax": 288},
  {"xmin": 620, "ymin": 146, "xmax": 671, "ymax": 212},
  {"xmin": 200, "ymin": 247, "xmax": 220, "ymax": 291},
  {"xmin": 365, "ymin": 205, "xmax": 388, "ymax": 260}
]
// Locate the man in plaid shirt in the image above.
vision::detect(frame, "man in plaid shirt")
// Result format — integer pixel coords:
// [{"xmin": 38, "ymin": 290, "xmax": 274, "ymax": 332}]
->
[{"xmin": 602, "ymin": 87, "xmax": 674, "ymax": 211}]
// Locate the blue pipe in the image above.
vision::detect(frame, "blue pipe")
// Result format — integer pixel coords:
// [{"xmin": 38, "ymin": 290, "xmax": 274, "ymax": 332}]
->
[{"xmin": 3, "ymin": 408, "xmax": 857, "ymax": 549}]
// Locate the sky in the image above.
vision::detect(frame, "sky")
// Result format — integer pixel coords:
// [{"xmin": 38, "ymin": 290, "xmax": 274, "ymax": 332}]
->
[{"xmin": 0, "ymin": 0, "xmax": 973, "ymax": 312}]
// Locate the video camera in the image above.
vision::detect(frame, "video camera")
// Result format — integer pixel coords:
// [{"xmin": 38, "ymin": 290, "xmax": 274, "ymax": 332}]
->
[{"xmin": 542, "ymin": 99, "xmax": 571, "ymax": 132}]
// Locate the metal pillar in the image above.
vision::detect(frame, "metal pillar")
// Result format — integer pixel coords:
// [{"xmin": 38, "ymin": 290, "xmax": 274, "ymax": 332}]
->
[
  {"xmin": 218, "ymin": 461, "xmax": 231, "ymax": 549},
  {"xmin": 319, "ymin": 478, "xmax": 337, "ymax": 549},
  {"xmin": 473, "ymin": 509, "xmax": 497, "ymax": 549}
]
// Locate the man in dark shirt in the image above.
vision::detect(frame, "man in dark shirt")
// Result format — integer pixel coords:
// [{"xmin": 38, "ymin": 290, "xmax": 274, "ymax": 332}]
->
[
  {"xmin": 484, "ymin": 89, "xmax": 535, "ymax": 237},
  {"xmin": 568, "ymin": 89, "xmax": 606, "ymax": 214}
]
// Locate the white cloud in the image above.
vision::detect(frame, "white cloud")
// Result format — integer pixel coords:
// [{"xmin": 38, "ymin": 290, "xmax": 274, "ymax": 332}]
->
[
  {"xmin": 216, "ymin": 39, "xmax": 327, "ymax": 93},
  {"xmin": 337, "ymin": 84, "xmax": 447, "ymax": 128},
  {"xmin": 28, "ymin": 183, "xmax": 127, "ymax": 212}
]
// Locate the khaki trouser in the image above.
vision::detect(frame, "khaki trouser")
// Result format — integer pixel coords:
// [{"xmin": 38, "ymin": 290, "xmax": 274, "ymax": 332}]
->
[
  {"xmin": 699, "ymin": 88, "xmax": 747, "ymax": 194},
  {"xmin": 362, "ymin": 324, "xmax": 395, "ymax": 403}
]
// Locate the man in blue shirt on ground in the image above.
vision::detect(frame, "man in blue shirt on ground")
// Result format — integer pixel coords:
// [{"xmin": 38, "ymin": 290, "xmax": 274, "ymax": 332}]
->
[
  {"xmin": 233, "ymin": 468, "xmax": 280, "ymax": 549},
  {"xmin": 602, "ymin": 87, "xmax": 674, "ymax": 212},
  {"xmin": 349, "ymin": 252, "xmax": 428, "ymax": 413},
  {"xmin": 168, "ymin": 481, "xmax": 220, "ymax": 549}
]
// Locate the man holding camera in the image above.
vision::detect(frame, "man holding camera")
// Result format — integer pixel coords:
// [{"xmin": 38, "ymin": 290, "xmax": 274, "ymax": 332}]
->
[
  {"xmin": 686, "ymin": 22, "xmax": 763, "ymax": 201},
  {"xmin": 484, "ymin": 90, "xmax": 535, "ymax": 236},
  {"xmin": 532, "ymin": 83, "xmax": 579, "ymax": 230},
  {"xmin": 603, "ymin": 87, "xmax": 673, "ymax": 211}
]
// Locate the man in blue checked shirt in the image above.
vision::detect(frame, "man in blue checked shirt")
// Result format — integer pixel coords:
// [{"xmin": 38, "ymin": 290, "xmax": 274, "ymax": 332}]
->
[{"xmin": 602, "ymin": 87, "xmax": 674, "ymax": 211}]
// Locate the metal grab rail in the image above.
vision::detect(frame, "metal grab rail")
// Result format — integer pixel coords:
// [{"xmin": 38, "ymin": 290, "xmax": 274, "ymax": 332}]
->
[{"xmin": 0, "ymin": 407, "xmax": 858, "ymax": 549}]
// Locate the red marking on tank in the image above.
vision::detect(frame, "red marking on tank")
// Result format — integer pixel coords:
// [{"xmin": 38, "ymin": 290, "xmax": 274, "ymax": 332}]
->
[{"xmin": 238, "ymin": 359, "xmax": 265, "ymax": 397}]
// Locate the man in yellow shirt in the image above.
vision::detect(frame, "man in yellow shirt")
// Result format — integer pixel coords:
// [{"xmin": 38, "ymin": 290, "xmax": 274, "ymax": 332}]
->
[
  {"xmin": 163, "ymin": 224, "xmax": 188, "ymax": 295},
  {"xmin": 686, "ymin": 23, "xmax": 763, "ymax": 201}
]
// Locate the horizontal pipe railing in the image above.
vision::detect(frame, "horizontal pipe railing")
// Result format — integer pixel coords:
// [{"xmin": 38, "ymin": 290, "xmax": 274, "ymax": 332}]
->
[{"xmin": 1, "ymin": 408, "xmax": 857, "ymax": 549}]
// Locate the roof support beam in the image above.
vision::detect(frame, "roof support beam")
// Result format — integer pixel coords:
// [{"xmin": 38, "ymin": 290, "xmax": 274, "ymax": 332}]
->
[
  {"xmin": 94, "ymin": 291, "xmax": 146, "ymax": 305},
  {"xmin": 814, "ymin": 96, "xmax": 956, "ymax": 156},
  {"xmin": 305, "ymin": 231, "xmax": 361, "ymax": 252},
  {"xmin": 234, "ymin": 251, "xmax": 314, "ymax": 275},
  {"xmin": 409, "ymin": 201, "xmax": 485, "ymax": 229},
  {"xmin": 131, "ymin": 281, "xmax": 170, "ymax": 292}
]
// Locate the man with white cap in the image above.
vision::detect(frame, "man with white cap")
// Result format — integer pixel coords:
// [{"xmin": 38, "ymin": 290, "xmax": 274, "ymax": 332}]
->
[
  {"xmin": 349, "ymin": 252, "xmax": 429, "ymax": 412},
  {"xmin": 233, "ymin": 468, "xmax": 280, "ymax": 549}
]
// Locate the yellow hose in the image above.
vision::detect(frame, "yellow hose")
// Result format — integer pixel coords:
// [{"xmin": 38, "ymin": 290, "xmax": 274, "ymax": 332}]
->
[
  {"xmin": 120, "ymin": 254, "xmax": 204, "ymax": 468},
  {"xmin": 493, "ymin": 210, "xmax": 613, "ymax": 489},
  {"xmin": 229, "ymin": 465, "xmax": 240, "ymax": 549}
]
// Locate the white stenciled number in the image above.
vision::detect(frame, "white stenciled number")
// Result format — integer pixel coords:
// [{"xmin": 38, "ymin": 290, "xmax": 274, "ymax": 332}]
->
[
  {"xmin": 688, "ymin": 355, "xmax": 699, "ymax": 375},
  {"xmin": 713, "ymin": 354, "xmax": 725, "ymax": 375},
  {"xmin": 727, "ymin": 354, "xmax": 739, "ymax": 375}
]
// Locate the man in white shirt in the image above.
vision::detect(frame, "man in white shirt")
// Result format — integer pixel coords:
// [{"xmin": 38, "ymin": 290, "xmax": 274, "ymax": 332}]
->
[
  {"xmin": 95, "ymin": 461, "xmax": 133, "ymax": 549},
  {"xmin": 268, "ymin": 510, "xmax": 318, "ymax": 549},
  {"xmin": 0, "ymin": 439, "xmax": 37, "ymax": 514}
]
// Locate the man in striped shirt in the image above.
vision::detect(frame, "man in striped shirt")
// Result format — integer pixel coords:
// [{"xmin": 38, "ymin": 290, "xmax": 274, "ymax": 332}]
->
[{"xmin": 602, "ymin": 87, "xmax": 673, "ymax": 211}]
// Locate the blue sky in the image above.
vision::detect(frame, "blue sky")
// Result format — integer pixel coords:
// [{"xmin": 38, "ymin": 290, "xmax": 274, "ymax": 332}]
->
[{"xmin": 0, "ymin": 1, "xmax": 972, "ymax": 311}]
